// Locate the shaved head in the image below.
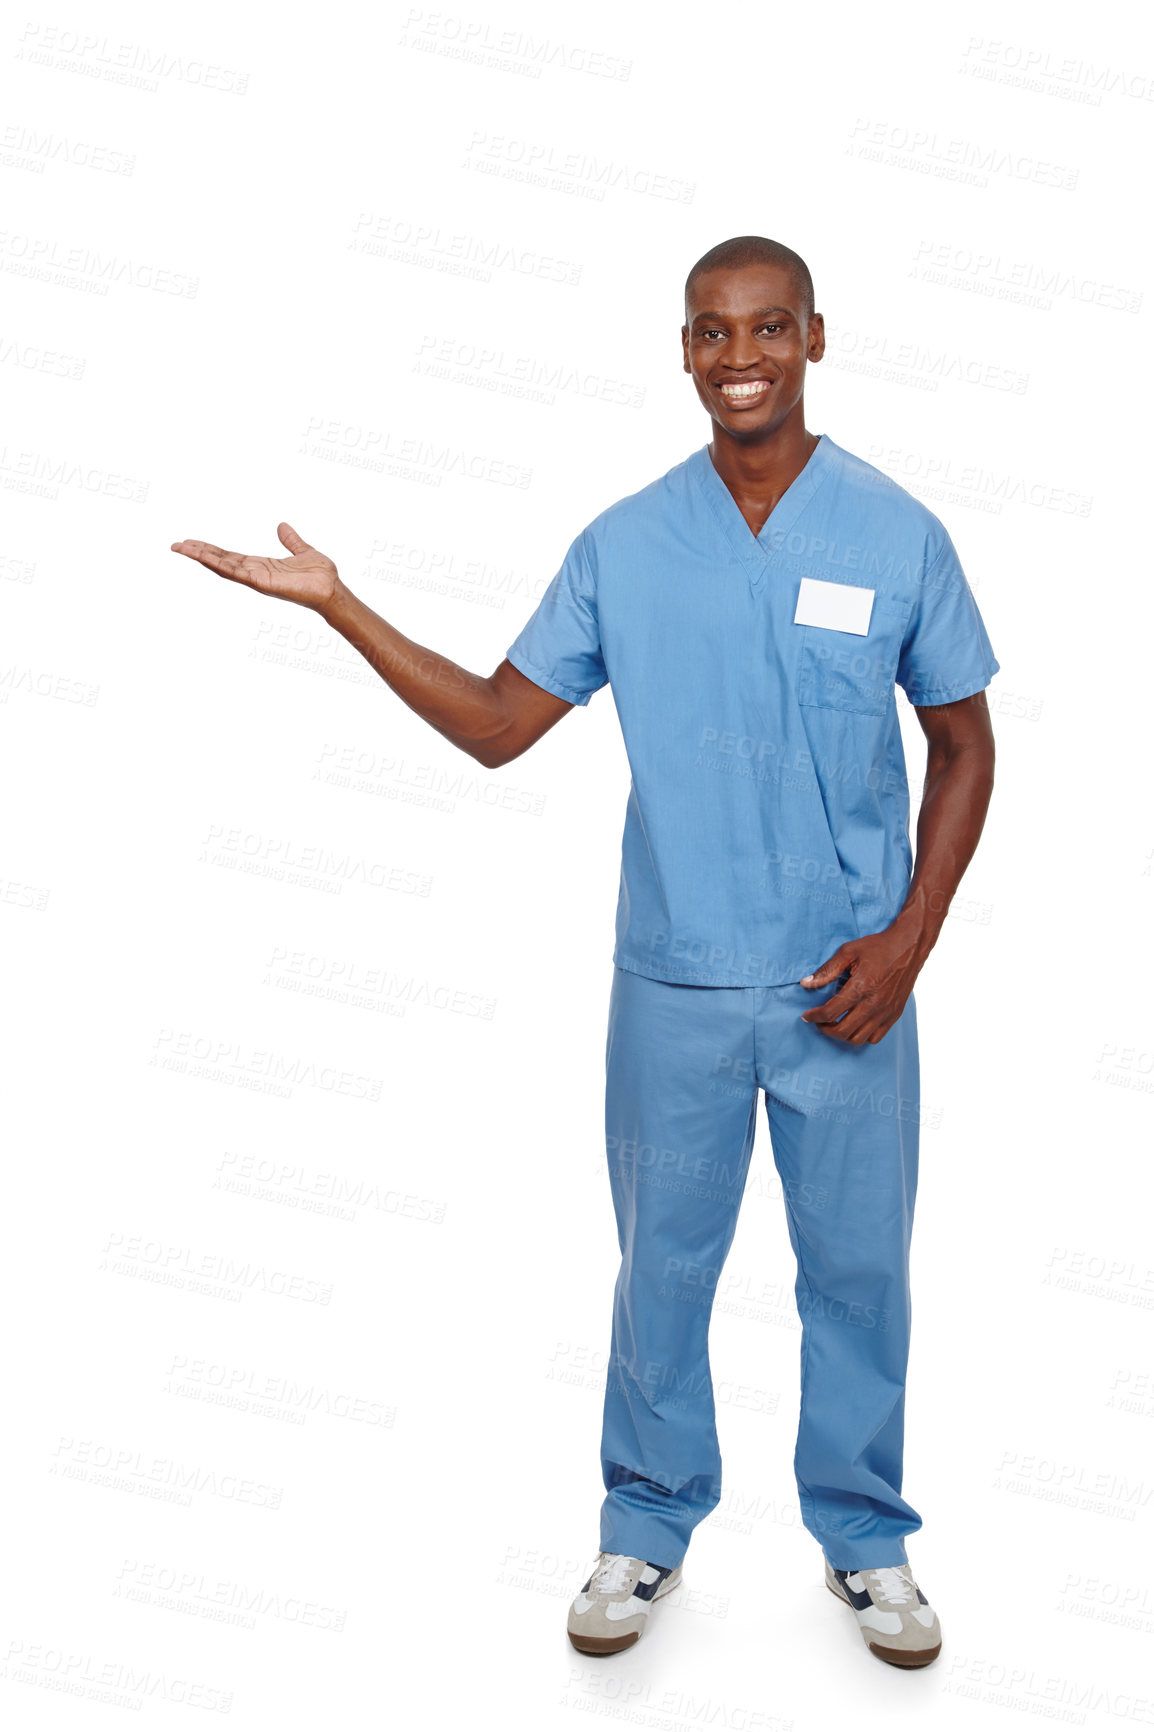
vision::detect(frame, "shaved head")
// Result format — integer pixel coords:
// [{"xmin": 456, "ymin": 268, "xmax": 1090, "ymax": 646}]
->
[{"xmin": 685, "ymin": 236, "xmax": 815, "ymax": 324}]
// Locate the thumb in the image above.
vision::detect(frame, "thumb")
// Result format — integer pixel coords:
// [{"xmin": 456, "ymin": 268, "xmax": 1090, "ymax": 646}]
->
[
  {"xmin": 801, "ymin": 948, "xmax": 850, "ymax": 988},
  {"xmin": 276, "ymin": 521, "xmax": 313, "ymax": 556}
]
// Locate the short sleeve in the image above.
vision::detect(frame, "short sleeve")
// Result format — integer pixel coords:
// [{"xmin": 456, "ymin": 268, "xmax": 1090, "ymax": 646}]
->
[
  {"xmin": 504, "ymin": 527, "xmax": 609, "ymax": 708},
  {"xmin": 897, "ymin": 526, "xmax": 1000, "ymax": 705}
]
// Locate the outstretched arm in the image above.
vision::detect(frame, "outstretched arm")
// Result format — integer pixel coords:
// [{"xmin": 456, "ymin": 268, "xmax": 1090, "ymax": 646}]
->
[
  {"xmin": 799, "ymin": 688, "xmax": 996, "ymax": 1044},
  {"xmin": 170, "ymin": 522, "xmax": 574, "ymax": 769}
]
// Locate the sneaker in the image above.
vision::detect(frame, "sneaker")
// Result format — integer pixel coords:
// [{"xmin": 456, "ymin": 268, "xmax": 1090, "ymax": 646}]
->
[
  {"xmin": 824, "ymin": 1558, "xmax": 942, "ymax": 1668},
  {"xmin": 567, "ymin": 1552, "xmax": 682, "ymax": 1654}
]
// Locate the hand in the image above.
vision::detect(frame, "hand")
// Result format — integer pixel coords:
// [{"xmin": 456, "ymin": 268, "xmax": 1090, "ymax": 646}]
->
[
  {"xmin": 170, "ymin": 522, "xmax": 339, "ymax": 613},
  {"xmin": 799, "ymin": 922, "xmax": 928, "ymax": 1045}
]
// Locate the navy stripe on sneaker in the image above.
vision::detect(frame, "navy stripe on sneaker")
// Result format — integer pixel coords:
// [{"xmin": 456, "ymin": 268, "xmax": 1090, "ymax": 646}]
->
[
  {"xmin": 834, "ymin": 1570, "xmax": 874, "ymax": 1611},
  {"xmin": 632, "ymin": 1567, "xmax": 675, "ymax": 1602}
]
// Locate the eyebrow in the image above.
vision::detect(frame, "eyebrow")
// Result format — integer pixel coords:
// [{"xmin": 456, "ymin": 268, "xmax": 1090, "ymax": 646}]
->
[{"xmin": 690, "ymin": 306, "xmax": 796, "ymax": 324}]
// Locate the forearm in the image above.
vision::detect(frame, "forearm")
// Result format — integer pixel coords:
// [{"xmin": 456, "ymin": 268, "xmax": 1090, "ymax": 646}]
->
[
  {"xmin": 318, "ymin": 577, "xmax": 507, "ymax": 763},
  {"xmin": 891, "ymin": 737, "xmax": 995, "ymax": 963}
]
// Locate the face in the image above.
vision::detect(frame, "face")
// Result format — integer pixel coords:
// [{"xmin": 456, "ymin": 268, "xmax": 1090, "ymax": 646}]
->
[{"xmin": 681, "ymin": 263, "xmax": 824, "ymax": 437}]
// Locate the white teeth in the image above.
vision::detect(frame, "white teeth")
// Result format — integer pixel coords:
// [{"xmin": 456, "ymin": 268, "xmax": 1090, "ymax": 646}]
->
[{"xmin": 720, "ymin": 382, "xmax": 768, "ymax": 398}]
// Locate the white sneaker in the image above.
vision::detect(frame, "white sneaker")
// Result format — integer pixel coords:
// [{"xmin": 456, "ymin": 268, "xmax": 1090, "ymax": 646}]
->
[
  {"xmin": 825, "ymin": 1558, "xmax": 942, "ymax": 1667},
  {"xmin": 567, "ymin": 1552, "xmax": 683, "ymax": 1654}
]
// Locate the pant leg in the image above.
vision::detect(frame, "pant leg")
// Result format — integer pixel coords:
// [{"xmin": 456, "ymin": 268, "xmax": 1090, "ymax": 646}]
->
[
  {"xmin": 755, "ymin": 979, "xmax": 922, "ymax": 1571},
  {"xmin": 599, "ymin": 966, "xmax": 758, "ymax": 1569}
]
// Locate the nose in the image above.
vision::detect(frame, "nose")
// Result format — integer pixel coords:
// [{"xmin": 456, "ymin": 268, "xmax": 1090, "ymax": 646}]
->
[{"xmin": 717, "ymin": 335, "xmax": 765, "ymax": 371}]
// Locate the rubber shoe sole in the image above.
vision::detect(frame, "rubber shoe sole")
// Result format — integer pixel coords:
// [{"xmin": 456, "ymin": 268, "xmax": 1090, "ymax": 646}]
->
[
  {"xmin": 825, "ymin": 1580, "xmax": 942, "ymax": 1668},
  {"xmin": 568, "ymin": 1567, "xmax": 683, "ymax": 1655}
]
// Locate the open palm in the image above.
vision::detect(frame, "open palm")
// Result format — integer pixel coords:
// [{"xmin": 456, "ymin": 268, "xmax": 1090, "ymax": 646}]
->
[{"xmin": 170, "ymin": 521, "xmax": 338, "ymax": 612}]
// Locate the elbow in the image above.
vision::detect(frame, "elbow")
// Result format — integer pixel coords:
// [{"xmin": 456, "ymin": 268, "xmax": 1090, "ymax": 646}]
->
[
  {"xmin": 472, "ymin": 740, "xmax": 522, "ymax": 771},
  {"xmin": 470, "ymin": 743, "xmax": 507, "ymax": 771},
  {"xmin": 466, "ymin": 730, "xmax": 519, "ymax": 771},
  {"xmin": 464, "ymin": 677, "xmax": 523, "ymax": 769},
  {"xmin": 932, "ymin": 734, "xmax": 995, "ymax": 779},
  {"xmin": 468, "ymin": 709, "xmax": 531, "ymax": 770}
]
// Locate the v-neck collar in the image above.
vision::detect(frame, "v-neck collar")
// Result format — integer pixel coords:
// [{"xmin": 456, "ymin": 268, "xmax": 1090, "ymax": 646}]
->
[{"xmin": 689, "ymin": 433, "xmax": 836, "ymax": 593}]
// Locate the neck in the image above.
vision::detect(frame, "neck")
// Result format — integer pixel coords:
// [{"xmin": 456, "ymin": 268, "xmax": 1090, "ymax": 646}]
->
[{"xmin": 706, "ymin": 409, "xmax": 820, "ymax": 530}]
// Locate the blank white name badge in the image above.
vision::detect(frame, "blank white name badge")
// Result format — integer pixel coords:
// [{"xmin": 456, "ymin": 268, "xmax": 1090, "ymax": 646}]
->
[{"xmin": 793, "ymin": 577, "xmax": 875, "ymax": 636}]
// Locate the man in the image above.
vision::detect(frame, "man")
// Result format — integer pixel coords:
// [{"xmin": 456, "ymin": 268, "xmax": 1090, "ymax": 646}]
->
[{"xmin": 171, "ymin": 235, "xmax": 997, "ymax": 1671}]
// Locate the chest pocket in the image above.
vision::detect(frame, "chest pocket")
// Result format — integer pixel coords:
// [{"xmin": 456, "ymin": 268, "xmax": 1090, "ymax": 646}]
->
[{"xmin": 795, "ymin": 595, "xmax": 912, "ymax": 716}]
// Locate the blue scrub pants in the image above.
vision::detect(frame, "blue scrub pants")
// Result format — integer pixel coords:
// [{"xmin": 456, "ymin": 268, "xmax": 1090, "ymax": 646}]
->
[{"xmin": 598, "ymin": 965, "xmax": 922, "ymax": 1574}]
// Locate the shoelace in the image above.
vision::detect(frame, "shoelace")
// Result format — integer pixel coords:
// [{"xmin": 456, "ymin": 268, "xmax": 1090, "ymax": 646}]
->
[
  {"xmin": 866, "ymin": 1565, "xmax": 916, "ymax": 1606},
  {"xmin": 591, "ymin": 1553, "xmax": 638, "ymax": 1595}
]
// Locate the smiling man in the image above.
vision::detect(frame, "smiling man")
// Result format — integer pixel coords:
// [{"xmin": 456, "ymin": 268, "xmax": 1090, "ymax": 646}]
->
[{"xmin": 171, "ymin": 234, "xmax": 998, "ymax": 1670}]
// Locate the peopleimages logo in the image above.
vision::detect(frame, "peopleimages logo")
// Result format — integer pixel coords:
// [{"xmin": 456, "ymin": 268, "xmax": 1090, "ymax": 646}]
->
[
  {"xmin": 397, "ymin": 10, "xmax": 632, "ymax": 81},
  {"xmin": 848, "ymin": 117, "xmax": 1079, "ymax": 190}
]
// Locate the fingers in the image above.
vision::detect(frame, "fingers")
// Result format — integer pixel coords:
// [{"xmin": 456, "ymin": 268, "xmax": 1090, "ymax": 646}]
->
[
  {"xmin": 803, "ymin": 977, "xmax": 879, "ymax": 1043},
  {"xmin": 800, "ymin": 965, "xmax": 856, "ymax": 1022},
  {"xmin": 802, "ymin": 982, "xmax": 855, "ymax": 1028},
  {"xmin": 169, "ymin": 539, "xmax": 252, "ymax": 582},
  {"xmin": 800, "ymin": 948, "xmax": 851, "ymax": 988},
  {"xmin": 819, "ymin": 1008, "xmax": 882, "ymax": 1044},
  {"xmin": 812, "ymin": 992, "xmax": 898, "ymax": 1045},
  {"xmin": 169, "ymin": 525, "xmax": 314, "ymax": 583},
  {"xmin": 815, "ymin": 1012, "xmax": 869, "ymax": 1044}
]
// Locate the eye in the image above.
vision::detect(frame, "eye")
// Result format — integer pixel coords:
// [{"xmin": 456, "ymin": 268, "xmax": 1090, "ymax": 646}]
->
[{"xmin": 695, "ymin": 323, "xmax": 783, "ymax": 341}]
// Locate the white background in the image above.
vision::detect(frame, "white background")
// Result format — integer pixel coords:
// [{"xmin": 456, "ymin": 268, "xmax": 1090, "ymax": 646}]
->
[{"xmin": 3, "ymin": 1, "xmax": 1152, "ymax": 1726}]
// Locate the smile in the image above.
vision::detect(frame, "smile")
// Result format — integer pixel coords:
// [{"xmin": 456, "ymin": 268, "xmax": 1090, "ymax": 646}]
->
[{"xmin": 717, "ymin": 380, "xmax": 772, "ymax": 403}]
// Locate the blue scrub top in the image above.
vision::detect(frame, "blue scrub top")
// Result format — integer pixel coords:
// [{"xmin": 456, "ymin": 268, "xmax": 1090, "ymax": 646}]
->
[{"xmin": 505, "ymin": 433, "xmax": 1000, "ymax": 987}]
